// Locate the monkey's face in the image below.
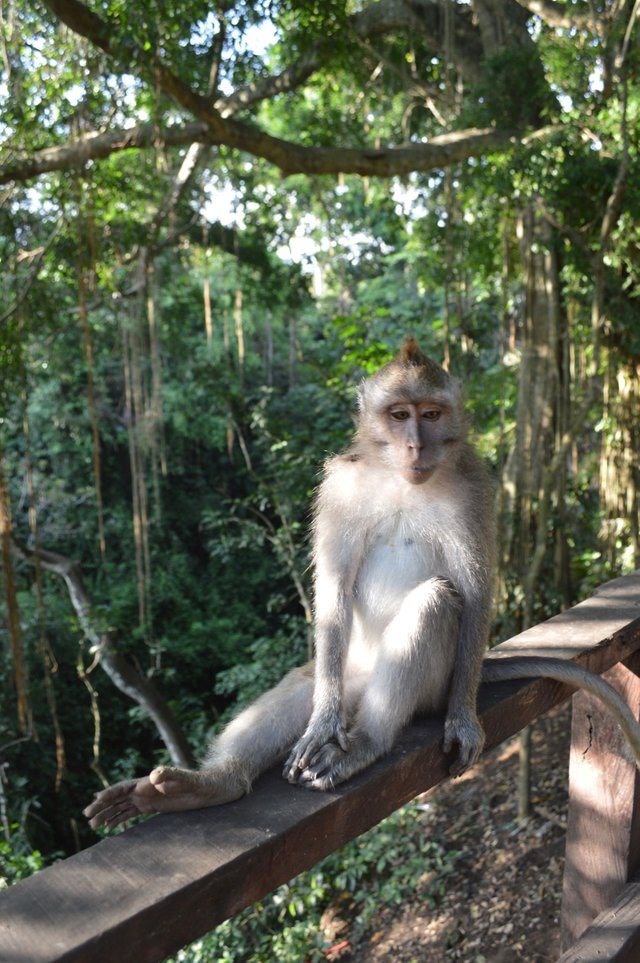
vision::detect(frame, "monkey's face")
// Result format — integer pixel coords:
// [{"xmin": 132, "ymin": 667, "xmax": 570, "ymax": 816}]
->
[{"xmin": 382, "ymin": 399, "xmax": 457, "ymax": 485}]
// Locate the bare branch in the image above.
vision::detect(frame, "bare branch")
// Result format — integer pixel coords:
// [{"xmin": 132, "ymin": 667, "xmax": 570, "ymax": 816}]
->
[{"xmin": 13, "ymin": 539, "xmax": 196, "ymax": 769}]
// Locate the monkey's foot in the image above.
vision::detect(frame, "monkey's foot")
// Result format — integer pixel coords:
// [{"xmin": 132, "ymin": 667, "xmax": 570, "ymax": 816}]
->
[{"xmin": 83, "ymin": 767, "xmax": 245, "ymax": 830}]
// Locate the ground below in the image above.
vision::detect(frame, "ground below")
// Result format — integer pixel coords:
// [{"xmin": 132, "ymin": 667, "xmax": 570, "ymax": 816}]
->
[{"xmin": 342, "ymin": 705, "xmax": 572, "ymax": 962}]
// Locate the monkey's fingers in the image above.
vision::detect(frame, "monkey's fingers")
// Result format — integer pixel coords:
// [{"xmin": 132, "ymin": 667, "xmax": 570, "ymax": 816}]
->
[
  {"xmin": 302, "ymin": 743, "xmax": 344, "ymax": 779},
  {"xmin": 283, "ymin": 735, "xmax": 325, "ymax": 780},
  {"xmin": 448, "ymin": 748, "xmax": 478, "ymax": 778},
  {"xmin": 443, "ymin": 714, "xmax": 485, "ymax": 777},
  {"xmin": 282, "ymin": 740, "xmax": 332, "ymax": 783},
  {"xmin": 84, "ymin": 775, "xmax": 170, "ymax": 829},
  {"xmin": 299, "ymin": 769, "xmax": 336, "ymax": 791},
  {"xmin": 283, "ymin": 747, "xmax": 307, "ymax": 783},
  {"xmin": 108, "ymin": 802, "xmax": 141, "ymax": 826},
  {"xmin": 283, "ymin": 731, "xmax": 347, "ymax": 783}
]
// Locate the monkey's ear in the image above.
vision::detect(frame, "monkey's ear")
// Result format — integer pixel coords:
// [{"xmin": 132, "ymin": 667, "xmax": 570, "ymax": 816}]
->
[{"xmin": 397, "ymin": 335, "xmax": 428, "ymax": 366}]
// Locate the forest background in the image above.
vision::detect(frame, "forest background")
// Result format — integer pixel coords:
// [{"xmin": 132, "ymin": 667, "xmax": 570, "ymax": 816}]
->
[{"xmin": 1, "ymin": 0, "xmax": 639, "ymax": 958}]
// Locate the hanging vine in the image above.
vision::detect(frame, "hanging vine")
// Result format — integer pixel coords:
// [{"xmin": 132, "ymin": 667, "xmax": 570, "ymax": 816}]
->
[
  {"xmin": 74, "ymin": 169, "xmax": 107, "ymax": 558},
  {"xmin": 21, "ymin": 385, "xmax": 66, "ymax": 789},
  {"xmin": 146, "ymin": 259, "xmax": 167, "ymax": 523},
  {"xmin": 120, "ymin": 283, "xmax": 153, "ymax": 646},
  {"xmin": 202, "ymin": 222, "xmax": 214, "ymax": 353}
]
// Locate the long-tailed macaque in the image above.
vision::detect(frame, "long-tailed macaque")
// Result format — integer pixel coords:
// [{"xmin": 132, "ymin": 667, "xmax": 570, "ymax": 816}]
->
[{"xmin": 85, "ymin": 338, "xmax": 640, "ymax": 830}]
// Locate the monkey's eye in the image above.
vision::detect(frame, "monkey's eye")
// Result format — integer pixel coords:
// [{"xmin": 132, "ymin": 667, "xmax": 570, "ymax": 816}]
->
[
  {"xmin": 389, "ymin": 409, "xmax": 410, "ymax": 421},
  {"xmin": 422, "ymin": 409, "xmax": 441, "ymax": 421}
]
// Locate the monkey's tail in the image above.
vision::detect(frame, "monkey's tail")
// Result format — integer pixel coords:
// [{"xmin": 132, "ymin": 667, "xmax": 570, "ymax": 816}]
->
[{"xmin": 481, "ymin": 655, "xmax": 640, "ymax": 768}]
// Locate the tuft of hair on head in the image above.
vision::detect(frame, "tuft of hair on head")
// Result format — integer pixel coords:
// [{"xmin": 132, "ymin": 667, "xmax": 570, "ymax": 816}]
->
[
  {"xmin": 392, "ymin": 335, "xmax": 450, "ymax": 391},
  {"xmin": 397, "ymin": 335, "xmax": 429, "ymax": 367}
]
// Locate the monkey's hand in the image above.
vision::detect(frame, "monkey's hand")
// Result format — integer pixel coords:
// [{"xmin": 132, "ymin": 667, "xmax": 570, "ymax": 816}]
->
[
  {"xmin": 283, "ymin": 713, "xmax": 349, "ymax": 785},
  {"xmin": 443, "ymin": 709, "xmax": 485, "ymax": 777}
]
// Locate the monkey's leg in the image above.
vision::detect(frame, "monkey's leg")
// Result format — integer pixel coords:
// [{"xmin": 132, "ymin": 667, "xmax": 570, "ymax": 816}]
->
[
  {"xmin": 298, "ymin": 578, "xmax": 460, "ymax": 790},
  {"xmin": 84, "ymin": 664, "xmax": 315, "ymax": 829}
]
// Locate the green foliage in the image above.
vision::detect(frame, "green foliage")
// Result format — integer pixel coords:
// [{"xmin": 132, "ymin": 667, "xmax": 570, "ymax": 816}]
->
[
  {"xmin": 213, "ymin": 619, "xmax": 308, "ymax": 716},
  {"xmin": 0, "ymin": 830, "xmax": 49, "ymax": 887},
  {"xmin": 471, "ymin": 48, "xmax": 555, "ymax": 128}
]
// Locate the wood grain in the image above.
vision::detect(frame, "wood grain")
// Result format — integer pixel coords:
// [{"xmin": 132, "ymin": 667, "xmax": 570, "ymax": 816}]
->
[
  {"xmin": 561, "ymin": 650, "xmax": 640, "ymax": 947},
  {"xmin": 558, "ymin": 878, "xmax": 640, "ymax": 962}
]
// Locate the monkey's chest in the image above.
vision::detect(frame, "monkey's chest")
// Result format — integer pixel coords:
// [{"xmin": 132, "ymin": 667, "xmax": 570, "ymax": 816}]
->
[{"xmin": 353, "ymin": 519, "xmax": 439, "ymax": 628}]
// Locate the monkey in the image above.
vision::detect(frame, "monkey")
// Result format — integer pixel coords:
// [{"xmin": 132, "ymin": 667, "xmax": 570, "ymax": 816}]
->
[{"xmin": 84, "ymin": 337, "xmax": 640, "ymax": 830}]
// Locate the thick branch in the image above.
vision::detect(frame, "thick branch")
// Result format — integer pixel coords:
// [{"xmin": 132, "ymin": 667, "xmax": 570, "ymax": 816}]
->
[
  {"xmin": 0, "ymin": 122, "xmax": 212, "ymax": 185},
  {"xmin": 2, "ymin": 122, "xmax": 522, "ymax": 184},
  {"xmin": 13, "ymin": 540, "xmax": 196, "ymax": 769},
  {"xmin": 42, "ymin": 0, "xmax": 227, "ymax": 133}
]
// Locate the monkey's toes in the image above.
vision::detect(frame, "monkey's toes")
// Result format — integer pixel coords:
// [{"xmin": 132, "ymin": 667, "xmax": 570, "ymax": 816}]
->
[
  {"xmin": 83, "ymin": 779, "xmax": 137, "ymax": 820},
  {"xmin": 84, "ymin": 795, "xmax": 139, "ymax": 830}
]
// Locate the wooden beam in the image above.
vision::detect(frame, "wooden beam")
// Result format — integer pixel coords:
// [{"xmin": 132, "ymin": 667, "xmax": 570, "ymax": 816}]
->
[
  {"xmin": 0, "ymin": 572, "xmax": 639, "ymax": 963},
  {"xmin": 558, "ymin": 878, "xmax": 640, "ymax": 962},
  {"xmin": 561, "ymin": 651, "xmax": 640, "ymax": 946}
]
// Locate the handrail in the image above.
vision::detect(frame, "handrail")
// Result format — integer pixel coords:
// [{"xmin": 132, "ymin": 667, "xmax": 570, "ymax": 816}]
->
[{"xmin": 1, "ymin": 572, "xmax": 639, "ymax": 963}]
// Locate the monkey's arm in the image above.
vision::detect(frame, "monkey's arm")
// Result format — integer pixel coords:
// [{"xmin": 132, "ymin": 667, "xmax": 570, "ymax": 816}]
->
[
  {"xmin": 284, "ymin": 480, "xmax": 360, "ymax": 783},
  {"xmin": 441, "ymin": 462, "xmax": 497, "ymax": 774},
  {"xmin": 283, "ymin": 587, "xmax": 352, "ymax": 782},
  {"xmin": 442, "ymin": 591, "xmax": 491, "ymax": 774}
]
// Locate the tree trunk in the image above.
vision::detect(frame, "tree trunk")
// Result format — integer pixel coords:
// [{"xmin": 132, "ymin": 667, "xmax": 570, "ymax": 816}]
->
[
  {"xmin": 511, "ymin": 197, "xmax": 562, "ymax": 623},
  {"xmin": 505, "ymin": 197, "xmax": 564, "ymax": 818},
  {"xmin": 599, "ymin": 360, "xmax": 640, "ymax": 571}
]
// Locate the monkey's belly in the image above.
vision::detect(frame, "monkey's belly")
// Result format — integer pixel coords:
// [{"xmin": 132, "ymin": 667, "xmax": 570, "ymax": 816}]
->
[{"xmin": 353, "ymin": 536, "xmax": 436, "ymax": 635}]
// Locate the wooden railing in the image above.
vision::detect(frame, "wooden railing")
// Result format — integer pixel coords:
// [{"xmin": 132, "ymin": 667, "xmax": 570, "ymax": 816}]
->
[{"xmin": 1, "ymin": 572, "xmax": 640, "ymax": 963}]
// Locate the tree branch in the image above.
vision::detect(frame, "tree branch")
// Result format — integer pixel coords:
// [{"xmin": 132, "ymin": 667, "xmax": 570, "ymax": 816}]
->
[
  {"xmin": 214, "ymin": 0, "xmax": 484, "ymax": 119},
  {"xmin": 24, "ymin": 0, "xmax": 523, "ymax": 185},
  {"xmin": 12, "ymin": 540, "xmax": 196, "ymax": 769},
  {"xmin": 0, "ymin": 122, "xmax": 211, "ymax": 185},
  {"xmin": 2, "ymin": 120, "xmax": 525, "ymax": 184},
  {"xmin": 0, "ymin": 217, "xmax": 63, "ymax": 322}
]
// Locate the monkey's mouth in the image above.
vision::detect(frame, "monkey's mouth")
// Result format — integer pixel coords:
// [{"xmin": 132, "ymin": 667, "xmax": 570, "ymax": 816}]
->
[{"xmin": 403, "ymin": 465, "xmax": 435, "ymax": 484}]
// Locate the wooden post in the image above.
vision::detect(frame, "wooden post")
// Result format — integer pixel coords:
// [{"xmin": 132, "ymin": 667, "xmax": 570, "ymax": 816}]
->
[{"xmin": 561, "ymin": 651, "xmax": 640, "ymax": 948}]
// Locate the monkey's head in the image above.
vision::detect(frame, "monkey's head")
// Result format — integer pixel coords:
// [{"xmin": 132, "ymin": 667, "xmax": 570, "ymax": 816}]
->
[{"xmin": 355, "ymin": 336, "xmax": 466, "ymax": 485}]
